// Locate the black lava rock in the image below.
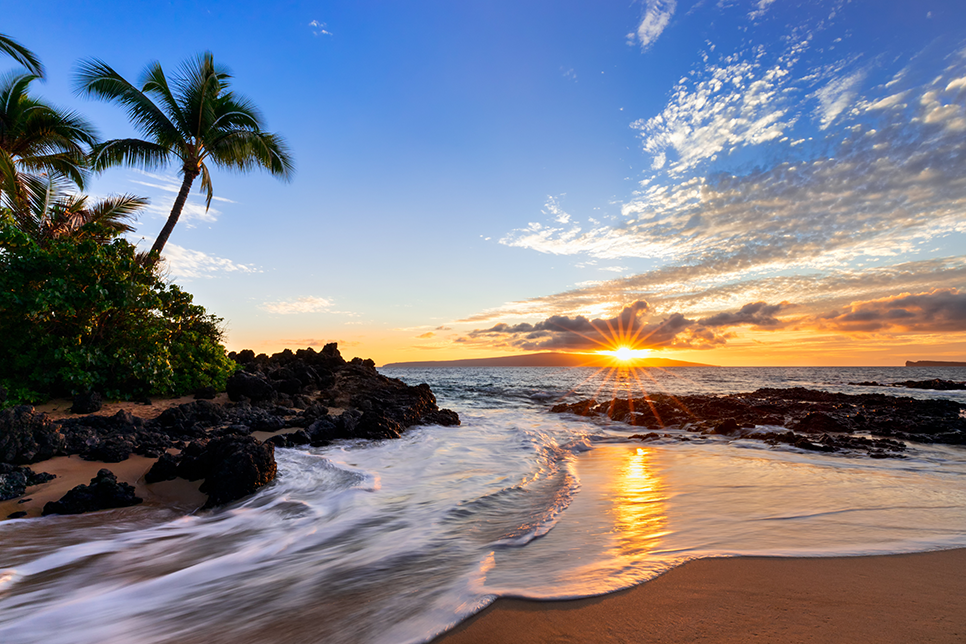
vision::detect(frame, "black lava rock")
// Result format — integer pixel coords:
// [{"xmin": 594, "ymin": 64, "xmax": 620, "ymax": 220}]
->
[
  {"xmin": 196, "ymin": 436, "xmax": 277, "ymax": 508},
  {"xmin": 42, "ymin": 469, "xmax": 142, "ymax": 515},
  {"xmin": 144, "ymin": 452, "xmax": 181, "ymax": 483},
  {"xmin": 0, "ymin": 406, "xmax": 65, "ymax": 465},
  {"xmin": 71, "ymin": 391, "xmax": 103, "ymax": 414},
  {"xmin": 226, "ymin": 371, "xmax": 277, "ymax": 403}
]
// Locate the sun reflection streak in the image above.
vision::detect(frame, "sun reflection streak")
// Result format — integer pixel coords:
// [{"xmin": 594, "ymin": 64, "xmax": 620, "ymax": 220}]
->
[{"xmin": 611, "ymin": 447, "xmax": 669, "ymax": 558}]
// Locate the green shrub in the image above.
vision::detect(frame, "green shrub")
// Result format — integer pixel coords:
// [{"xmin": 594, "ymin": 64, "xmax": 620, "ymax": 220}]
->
[{"xmin": 0, "ymin": 220, "xmax": 236, "ymax": 404}]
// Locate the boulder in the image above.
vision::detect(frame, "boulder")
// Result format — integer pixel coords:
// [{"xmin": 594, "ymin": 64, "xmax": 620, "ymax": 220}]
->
[
  {"xmin": 42, "ymin": 469, "xmax": 142, "ymax": 515},
  {"xmin": 0, "ymin": 406, "xmax": 65, "ymax": 465},
  {"xmin": 71, "ymin": 391, "xmax": 102, "ymax": 414},
  {"xmin": 194, "ymin": 386, "xmax": 218, "ymax": 400},
  {"xmin": 144, "ymin": 452, "xmax": 180, "ymax": 483},
  {"xmin": 226, "ymin": 371, "xmax": 277, "ymax": 403},
  {"xmin": 197, "ymin": 436, "xmax": 277, "ymax": 508}
]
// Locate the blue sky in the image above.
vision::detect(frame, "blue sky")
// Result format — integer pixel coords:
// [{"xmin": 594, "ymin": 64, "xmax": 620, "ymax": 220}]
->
[{"xmin": 8, "ymin": 0, "xmax": 966, "ymax": 365}]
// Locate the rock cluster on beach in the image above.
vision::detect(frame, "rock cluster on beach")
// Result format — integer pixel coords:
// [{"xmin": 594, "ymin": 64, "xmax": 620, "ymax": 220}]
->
[
  {"xmin": 0, "ymin": 343, "xmax": 460, "ymax": 517},
  {"xmin": 847, "ymin": 378, "xmax": 966, "ymax": 391},
  {"xmin": 551, "ymin": 387, "xmax": 966, "ymax": 458},
  {"xmin": 42, "ymin": 469, "xmax": 142, "ymax": 515}
]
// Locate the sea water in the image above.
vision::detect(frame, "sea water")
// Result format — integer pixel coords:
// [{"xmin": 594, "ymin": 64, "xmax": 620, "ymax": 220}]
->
[{"xmin": 0, "ymin": 366, "xmax": 964, "ymax": 643}]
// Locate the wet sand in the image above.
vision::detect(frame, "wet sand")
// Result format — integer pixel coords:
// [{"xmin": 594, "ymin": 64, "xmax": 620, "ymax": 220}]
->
[{"xmin": 434, "ymin": 548, "xmax": 966, "ymax": 644}]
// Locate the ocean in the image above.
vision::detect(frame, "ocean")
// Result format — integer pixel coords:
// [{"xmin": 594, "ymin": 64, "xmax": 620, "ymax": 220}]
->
[{"xmin": 1, "ymin": 366, "xmax": 965, "ymax": 644}]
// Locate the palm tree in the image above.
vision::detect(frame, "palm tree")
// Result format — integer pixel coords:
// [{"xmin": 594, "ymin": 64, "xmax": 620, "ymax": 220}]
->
[
  {"xmin": 74, "ymin": 52, "xmax": 293, "ymax": 257},
  {"xmin": 6, "ymin": 173, "xmax": 146, "ymax": 247},
  {"xmin": 0, "ymin": 33, "xmax": 44, "ymax": 77},
  {"xmin": 0, "ymin": 72, "xmax": 96, "ymax": 210}
]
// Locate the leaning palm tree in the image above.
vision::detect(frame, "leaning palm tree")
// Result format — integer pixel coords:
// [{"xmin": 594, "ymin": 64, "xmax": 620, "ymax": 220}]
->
[
  {"xmin": 0, "ymin": 72, "xmax": 96, "ymax": 209},
  {"xmin": 0, "ymin": 33, "xmax": 44, "ymax": 77},
  {"xmin": 74, "ymin": 52, "xmax": 293, "ymax": 257}
]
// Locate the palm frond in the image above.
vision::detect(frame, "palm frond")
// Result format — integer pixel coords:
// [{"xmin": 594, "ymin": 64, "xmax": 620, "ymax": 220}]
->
[
  {"xmin": 199, "ymin": 162, "xmax": 214, "ymax": 210},
  {"xmin": 140, "ymin": 62, "xmax": 187, "ymax": 137},
  {"xmin": 0, "ymin": 33, "xmax": 44, "ymax": 78},
  {"xmin": 90, "ymin": 138, "xmax": 171, "ymax": 172},
  {"xmin": 207, "ymin": 130, "xmax": 294, "ymax": 179},
  {"xmin": 76, "ymin": 193, "xmax": 148, "ymax": 237},
  {"xmin": 176, "ymin": 52, "xmax": 230, "ymax": 138},
  {"xmin": 74, "ymin": 59, "xmax": 181, "ymax": 146}
]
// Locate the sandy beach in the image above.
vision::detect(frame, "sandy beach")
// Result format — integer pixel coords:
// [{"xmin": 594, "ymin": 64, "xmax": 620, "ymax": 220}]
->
[
  {"xmin": 32, "ymin": 393, "xmax": 232, "ymax": 421},
  {"xmin": 434, "ymin": 548, "xmax": 966, "ymax": 644}
]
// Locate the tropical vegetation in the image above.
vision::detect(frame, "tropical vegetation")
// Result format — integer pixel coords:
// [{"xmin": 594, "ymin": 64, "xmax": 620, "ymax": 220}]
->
[
  {"xmin": 0, "ymin": 222, "xmax": 236, "ymax": 403},
  {"xmin": 0, "ymin": 35, "xmax": 290, "ymax": 405}
]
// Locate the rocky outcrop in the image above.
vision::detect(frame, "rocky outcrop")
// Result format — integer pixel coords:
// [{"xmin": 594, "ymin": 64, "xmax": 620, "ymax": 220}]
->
[
  {"xmin": 849, "ymin": 378, "xmax": 966, "ymax": 391},
  {"xmin": 552, "ymin": 387, "xmax": 966, "ymax": 457},
  {"xmin": 2, "ymin": 343, "xmax": 459, "ymax": 516},
  {"xmin": 144, "ymin": 436, "xmax": 276, "ymax": 508},
  {"xmin": 42, "ymin": 469, "xmax": 142, "ymax": 515},
  {"xmin": 0, "ymin": 406, "xmax": 65, "ymax": 465},
  {"xmin": 0, "ymin": 464, "xmax": 55, "ymax": 501}
]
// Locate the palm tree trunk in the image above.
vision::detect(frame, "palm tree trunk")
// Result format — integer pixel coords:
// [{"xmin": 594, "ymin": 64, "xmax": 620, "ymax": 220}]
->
[{"xmin": 150, "ymin": 168, "xmax": 198, "ymax": 257}]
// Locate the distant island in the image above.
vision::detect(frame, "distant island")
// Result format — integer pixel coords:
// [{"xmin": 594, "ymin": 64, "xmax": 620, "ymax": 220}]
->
[
  {"xmin": 906, "ymin": 360, "xmax": 966, "ymax": 367},
  {"xmin": 381, "ymin": 352, "xmax": 714, "ymax": 368}
]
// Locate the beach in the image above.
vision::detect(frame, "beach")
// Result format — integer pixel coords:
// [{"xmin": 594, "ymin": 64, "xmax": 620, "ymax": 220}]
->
[
  {"xmin": 434, "ymin": 548, "xmax": 966, "ymax": 644},
  {"xmin": 2, "ymin": 366, "xmax": 964, "ymax": 644}
]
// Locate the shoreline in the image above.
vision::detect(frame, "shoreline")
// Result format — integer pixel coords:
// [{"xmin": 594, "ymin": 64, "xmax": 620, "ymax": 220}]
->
[{"xmin": 433, "ymin": 548, "xmax": 966, "ymax": 644}]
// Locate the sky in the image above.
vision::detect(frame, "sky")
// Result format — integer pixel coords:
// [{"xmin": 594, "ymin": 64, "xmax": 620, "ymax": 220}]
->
[{"xmin": 7, "ymin": 0, "xmax": 966, "ymax": 366}]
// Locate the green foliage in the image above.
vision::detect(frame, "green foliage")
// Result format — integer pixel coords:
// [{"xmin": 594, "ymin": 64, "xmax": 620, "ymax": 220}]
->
[{"xmin": 0, "ymin": 220, "xmax": 236, "ymax": 404}]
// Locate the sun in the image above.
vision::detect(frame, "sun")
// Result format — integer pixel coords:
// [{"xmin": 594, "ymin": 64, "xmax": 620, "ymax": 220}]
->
[
  {"xmin": 614, "ymin": 346, "xmax": 635, "ymax": 361},
  {"xmin": 598, "ymin": 346, "xmax": 652, "ymax": 361}
]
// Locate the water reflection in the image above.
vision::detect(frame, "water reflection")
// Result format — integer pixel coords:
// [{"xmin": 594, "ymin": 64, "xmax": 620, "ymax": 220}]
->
[{"xmin": 611, "ymin": 447, "xmax": 668, "ymax": 560}]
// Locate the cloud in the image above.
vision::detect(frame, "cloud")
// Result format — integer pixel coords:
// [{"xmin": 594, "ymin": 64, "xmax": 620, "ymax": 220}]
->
[
  {"xmin": 129, "ymin": 170, "xmax": 235, "ymax": 228},
  {"xmin": 417, "ymin": 331, "xmax": 436, "ymax": 339},
  {"xmin": 500, "ymin": 55, "xmax": 966, "ymax": 292},
  {"xmin": 260, "ymin": 296, "xmax": 333, "ymax": 315},
  {"xmin": 628, "ymin": 0, "xmax": 677, "ymax": 50},
  {"xmin": 458, "ymin": 256, "xmax": 966, "ymax": 340},
  {"xmin": 161, "ymin": 244, "xmax": 260, "ymax": 280},
  {"xmin": 459, "ymin": 300, "xmax": 776, "ymax": 352},
  {"xmin": 309, "ymin": 20, "xmax": 332, "ymax": 36},
  {"xmin": 814, "ymin": 69, "xmax": 865, "ymax": 129},
  {"xmin": 698, "ymin": 301, "xmax": 792, "ymax": 328},
  {"xmin": 630, "ymin": 39, "xmax": 806, "ymax": 175},
  {"xmin": 817, "ymin": 289, "xmax": 966, "ymax": 333},
  {"xmin": 749, "ymin": 0, "xmax": 779, "ymax": 20}
]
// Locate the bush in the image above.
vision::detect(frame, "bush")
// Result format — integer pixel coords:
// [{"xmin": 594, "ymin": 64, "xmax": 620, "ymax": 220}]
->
[{"xmin": 0, "ymin": 222, "xmax": 236, "ymax": 404}]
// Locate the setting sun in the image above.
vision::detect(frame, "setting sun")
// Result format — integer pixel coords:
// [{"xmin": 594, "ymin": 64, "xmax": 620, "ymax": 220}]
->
[{"xmin": 600, "ymin": 346, "xmax": 652, "ymax": 361}]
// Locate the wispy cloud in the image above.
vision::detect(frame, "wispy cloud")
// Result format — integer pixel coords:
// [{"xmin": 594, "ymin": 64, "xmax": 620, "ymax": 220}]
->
[
  {"xmin": 309, "ymin": 20, "xmax": 332, "ymax": 36},
  {"xmin": 631, "ymin": 38, "xmax": 808, "ymax": 175},
  {"xmin": 749, "ymin": 0, "xmax": 779, "ymax": 20},
  {"xmin": 628, "ymin": 0, "xmax": 677, "ymax": 50},
  {"xmin": 500, "ymin": 43, "xmax": 966, "ymax": 278},
  {"xmin": 260, "ymin": 296, "xmax": 334, "ymax": 315},
  {"xmin": 161, "ymin": 244, "xmax": 260, "ymax": 280},
  {"xmin": 128, "ymin": 170, "xmax": 235, "ymax": 228}
]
